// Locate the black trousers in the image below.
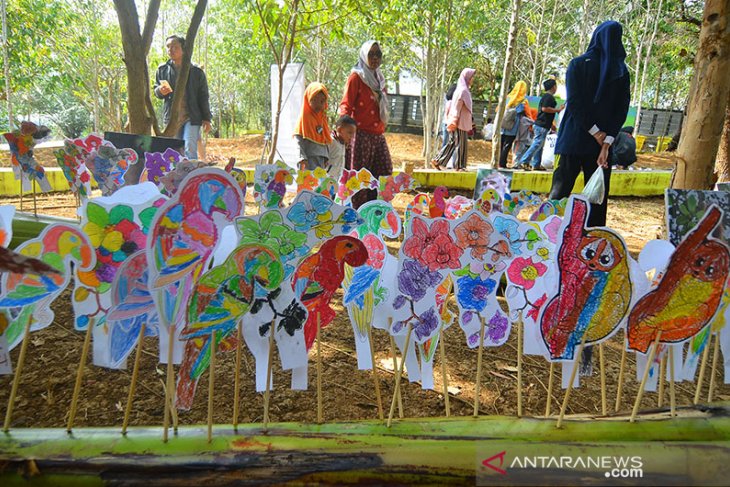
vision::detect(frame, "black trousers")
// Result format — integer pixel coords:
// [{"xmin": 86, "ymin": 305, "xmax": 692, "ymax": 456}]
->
[
  {"xmin": 498, "ymin": 134, "xmax": 516, "ymax": 168},
  {"xmin": 549, "ymin": 152, "xmax": 611, "ymax": 227}
]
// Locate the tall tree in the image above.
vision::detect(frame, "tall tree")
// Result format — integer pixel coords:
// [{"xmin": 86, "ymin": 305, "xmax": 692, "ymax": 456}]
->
[
  {"xmin": 490, "ymin": 0, "xmax": 522, "ymax": 166},
  {"xmin": 672, "ymin": 0, "xmax": 730, "ymax": 189}
]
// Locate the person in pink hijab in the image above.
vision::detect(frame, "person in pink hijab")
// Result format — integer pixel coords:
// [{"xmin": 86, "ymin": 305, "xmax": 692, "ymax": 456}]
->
[{"xmin": 430, "ymin": 68, "xmax": 475, "ymax": 172}]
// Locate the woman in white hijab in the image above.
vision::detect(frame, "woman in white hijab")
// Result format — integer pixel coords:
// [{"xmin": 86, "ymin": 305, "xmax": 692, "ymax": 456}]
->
[{"xmin": 339, "ymin": 40, "xmax": 393, "ymax": 208}]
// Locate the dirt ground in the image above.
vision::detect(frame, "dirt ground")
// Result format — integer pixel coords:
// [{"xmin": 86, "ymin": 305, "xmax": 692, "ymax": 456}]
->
[{"xmin": 2, "ymin": 135, "xmax": 724, "ymax": 431}]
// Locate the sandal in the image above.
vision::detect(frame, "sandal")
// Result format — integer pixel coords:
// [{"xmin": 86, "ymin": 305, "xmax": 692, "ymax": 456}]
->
[{"xmin": 430, "ymin": 160, "xmax": 442, "ymax": 171}]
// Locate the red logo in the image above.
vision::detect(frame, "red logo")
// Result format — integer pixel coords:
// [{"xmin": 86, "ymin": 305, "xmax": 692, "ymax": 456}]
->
[{"xmin": 482, "ymin": 451, "xmax": 507, "ymax": 475}]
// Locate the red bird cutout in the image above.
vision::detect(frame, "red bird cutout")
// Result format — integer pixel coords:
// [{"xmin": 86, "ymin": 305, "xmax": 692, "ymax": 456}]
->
[
  {"xmin": 628, "ymin": 206, "xmax": 730, "ymax": 353},
  {"xmin": 292, "ymin": 235, "xmax": 368, "ymax": 349}
]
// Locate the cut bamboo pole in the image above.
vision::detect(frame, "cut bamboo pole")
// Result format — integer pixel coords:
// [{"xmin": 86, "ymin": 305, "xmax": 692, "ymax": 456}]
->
[
  {"xmin": 556, "ymin": 332, "xmax": 589, "ymax": 429},
  {"xmin": 694, "ymin": 334, "xmax": 711, "ymax": 404},
  {"xmin": 473, "ymin": 317, "xmax": 486, "ymax": 417},
  {"xmin": 263, "ymin": 320, "xmax": 276, "ymax": 429},
  {"xmin": 66, "ymin": 319, "xmax": 94, "ymax": 433},
  {"xmin": 367, "ymin": 325, "xmax": 384, "ymax": 420},
  {"xmin": 438, "ymin": 330, "xmax": 450, "ymax": 417},
  {"xmin": 387, "ymin": 324, "xmax": 412, "ymax": 428},
  {"xmin": 545, "ymin": 361, "xmax": 555, "ymax": 417},
  {"xmin": 31, "ymin": 179, "xmax": 37, "ymax": 218},
  {"xmin": 615, "ymin": 346, "xmax": 627, "ymax": 413},
  {"xmin": 207, "ymin": 331, "xmax": 216, "ymax": 444},
  {"xmin": 162, "ymin": 324, "xmax": 176, "ymax": 443},
  {"xmin": 707, "ymin": 333, "xmax": 720, "ymax": 403},
  {"xmin": 388, "ymin": 333, "xmax": 403, "ymax": 419},
  {"xmin": 516, "ymin": 318, "xmax": 523, "ymax": 418},
  {"xmin": 669, "ymin": 346, "xmax": 676, "ymax": 417},
  {"xmin": 3, "ymin": 314, "xmax": 33, "ymax": 432},
  {"xmin": 232, "ymin": 321, "xmax": 243, "ymax": 430},
  {"xmin": 122, "ymin": 323, "xmax": 146, "ymax": 436},
  {"xmin": 599, "ymin": 343, "xmax": 607, "ymax": 415},
  {"xmin": 630, "ymin": 331, "xmax": 663, "ymax": 423}
]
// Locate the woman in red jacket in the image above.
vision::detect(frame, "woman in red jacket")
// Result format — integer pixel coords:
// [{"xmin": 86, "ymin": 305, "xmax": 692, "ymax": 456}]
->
[{"xmin": 339, "ymin": 40, "xmax": 392, "ymax": 208}]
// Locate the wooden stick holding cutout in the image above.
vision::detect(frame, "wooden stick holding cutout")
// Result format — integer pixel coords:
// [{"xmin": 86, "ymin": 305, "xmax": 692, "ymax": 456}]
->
[
  {"xmin": 263, "ymin": 319, "xmax": 276, "ymax": 430},
  {"xmin": 473, "ymin": 317, "xmax": 486, "ymax": 417},
  {"xmin": 707, "ymin": 332, "xmax": 720, "ymax": 403},
  {"xmin": 669, "ymin": 346, "xmax": 676, "ymax": 417},
  {"xmin": 658, "ymin": 352, "xmax": 666, "ymax": 408},
  {"xmin": 67, "ymin": 317, "xmax": 95, "ymax": 433},
  {"xmin": 316, "ymin": 313, "xmax": 324, "ymax": 423},
  {"xmin": 694, "ymin": 332, "xmax": 711, "ymax": 404},
  {"xmin": 3, "ymin": 314, "xmax": 33, "ymax": 432},
  {"xmin": 556, "ymin": 331, "xmax": 589, "ymax": 429},
  {"xmin": 438, "ymin": 327, "xmax": 450, "ymax": 417},
  {"xmin": 387, "ymin": 318, "xmax": 403, "ymax": 419},
  {"xmin": 232, "ymin": 321, "xmax": 243, "ymax": 430},
  {"xmin": 545, "ymin": 361, "xmax": 555, "ymax": 417},
  {"xmin": 387, "ymin": 323, "xmax": 412, "ymax": 427},
  {"xmin": 162, "ymin": 324, "xmax": 176, "ymax": 442},
  {"xmin": 367, "ymin": 325, "xmax": 384, "ymax": 420},
  {"xmin": 630, "ymin": 331, "xmax": 663, "ymax": 423},
  {"xmin": 599, "ymin": 343, "xmax": 607, "ymax": 415},
  {"xmin": 122, "ymin": 323, "xmax": 146, "ymax": 435},
  {"xmin": 615, "ymin": 345, "xmax": 627, "ymax": 412},
  {"xmin": 207, "ymin": 331, "xmax": 216, "ymax": 443},
  {"xmin": 515, "ymin": 317, "xmax": 523, "ymax": 417}
]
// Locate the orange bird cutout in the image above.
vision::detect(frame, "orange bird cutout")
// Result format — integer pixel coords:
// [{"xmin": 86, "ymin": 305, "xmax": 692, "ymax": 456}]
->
[{"xmin": 627, "ymin": 206, "xmax": 730, "ymax": 353}]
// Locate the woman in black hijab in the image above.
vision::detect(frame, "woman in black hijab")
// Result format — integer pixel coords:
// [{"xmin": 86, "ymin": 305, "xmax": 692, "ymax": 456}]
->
[{"xmin": 549, "ymin": 20, "xmax": 631, "ymax": 227}]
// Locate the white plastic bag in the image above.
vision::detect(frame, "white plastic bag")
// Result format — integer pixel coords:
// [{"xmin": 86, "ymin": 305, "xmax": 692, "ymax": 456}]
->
[{"xmin": 582, "ymin": 169, "xmax": 605, "ymax": 205}]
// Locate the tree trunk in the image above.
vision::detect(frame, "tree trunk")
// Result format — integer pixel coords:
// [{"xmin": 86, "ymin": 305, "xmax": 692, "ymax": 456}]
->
[
  {"xmin": 538, "ymin": 0, "xmax": 559, "ymax": 85},
  {"xmin": 1, "ymin": 0, "xmax": 13, "ymax": 129},
  {"xmin": 631, "ymin": 0, "xmax": 652, "ymax": 106},
  {"xmin": 577, "ymin": 0, "xmax": 590, "ymax": 56},
  {"xmin": 653, "ymin": 63, "xmax": 664, "ymax": 108},
  {"xmin": 160, "ymin": 0, "xmax": 208, "ymax": 137},
  {"xmin": 715, "ymin": 97, "xmax": 730, "ymax": 181},
  {"xmin": 672, "ymin": 0, "xmax": 730, "ymax": 190},
  {"xmin": 529, "ymin": 2, "xmax": 547, "ymax": 95},
  {"xmin": 113, "ymin": 0, "xmax": 161, "ymax": 135},
  {"xmin": 634, "ymin": 0, "xmax": 664, "ymax": 138},
  {"xmin": 490, "ymin": 0, "xmax": 522, "ymax": 166}
]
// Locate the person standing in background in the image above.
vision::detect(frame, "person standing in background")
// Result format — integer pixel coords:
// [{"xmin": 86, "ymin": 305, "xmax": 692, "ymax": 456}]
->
[
  {"xmin": 154, "ymin": 35, "xmax": 212, "ymax": 160},
  {"xmin": 430, "ymin": 68, "xmax": 476, "ymax": 172},
  {"xmin": 519, "ymin": 79, "xmax": 565, "ymax": 171},
  {"xmin": 339, "ymin": 40, "xmax": 392, "ymax": 208},
  {"xmin": 498, "ymin": 80, "xmax": 530, "ymax": 168}
]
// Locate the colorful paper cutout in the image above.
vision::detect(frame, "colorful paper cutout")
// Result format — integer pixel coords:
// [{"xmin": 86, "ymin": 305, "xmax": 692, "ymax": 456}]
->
[
  {"xmin": 140, "ymin": 148, "xmax": 185, "ymax": 188},
  {"xmin": 473, "ymin": 168, "xmax": 511, "ymax": 201},
  {"xmin": 378, "ymin": 173, "xmax": 417, "ymax": 203},
  {"xmin": 254, "ymin": 161, "xmax": 294, "ymax": 209},
  {"xmin": 158, "ymin": 159, "xmax": 209, "ymax": 196},
  {"xmin": 628, "ymin": 205, "xmax": 729, "ymax": 353},
  {"xmin": 0, "ymin": 205, "xmax": 15, "ymax": 247},
  {"xmin": 54, "ymin": 140, "xmax": 93, "ymax": 199},
  {"xmin": 3, "ymin": 122, "xmax": 52, "ymax": 192},
  {"xmin": 540, "ymin": 197, "xmax": 633, "ymax": 361},
  {"xmin": 296, "ymin": 167, "xmax": 338, "ymax": 200},
  {"xmin": 337, "ymin": 167, "xmax": 378, "ymax": 205},
  {"xmin": 86, "ymin": 144, "xmax": 138, "ymax": 196}
]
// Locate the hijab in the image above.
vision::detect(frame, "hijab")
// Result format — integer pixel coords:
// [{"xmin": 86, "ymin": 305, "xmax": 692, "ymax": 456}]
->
[
  {"xmin": 506, "ymin": 80, "xmax": 528, "ymax": 108},
  {"xmin": 584, "ymin": 20, "xmax": 628, "ymax": 103},
  {"xmin": 295, "ymin": 82, "xmax": 332, "ymax": 145},
  {"xmin": 451, "ymin": 68, "xmax": 476, "ymax": 114},
  {"xmin": 352, "ymin": 40, "xmax": 390, "ymax": 124}
]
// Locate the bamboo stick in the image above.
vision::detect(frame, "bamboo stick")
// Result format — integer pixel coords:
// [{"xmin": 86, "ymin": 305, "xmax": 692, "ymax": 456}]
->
[
  {"xmin": 67, "ymin": 319, "xmax": 94, "ymax": 433},
  {"xmin": 556, "ymin": 332, "xmax": 589, "ymax": 429},
  {"xmin": 207, "ymin": 331, "xmax": 216, "ymax": 443},
  {"xmin": 162, "ymin": 324, "xmax": 176, "ymax": 443},
  {"xmin": 694, "ymin": 333, "xmax": 711, "ymax": 404},
  {"xmin": 387, "ymin": 324, "xmax": 412, "ymax": 428},
  {"xmin": 3, "ymin": 314, "xmax": 33, "ymax": 432},
  {"xmin": 707, "ymin": 333, "xmax": 720, "ymax": 403},
  {"xmin": 367, "ymin": 325, "xmax": 384, "ymax": 420},
  {"xmin": 232, "ymin": 321, "xmax": 243, "ymax": 430},
  {"xmin": 615, "ymin": 346, "xmax": 627, "ymax": 413},
  {"xmin": 263, "ymin": 320, "xmax": 276, "ymax": 429},
  {"xmin": 599, "ymin": 343, "xmax": 607, "ymax": 415},
  {"xmin": 545, "ymin": 361, "xmax": 555, "ymax": 417},
  {"xmin": 122, "ymin": 323, "xmax": 146, "ymax": 435},
  {"xmin": 473, "ymin": 317, "xmax": 486, "ymax": 417},
  {"xmin": 517, "ymin": 317, "xmax": 523, "ymax": 418},
  {"xmin": 630, "ymin": 331, "xmax": 663, "ymax": 423},
  {"xmin": 658, "ymin": 352, "xmax": 666, "ymax": 408},
  {"xmin": 388, "ymin": 333, "xmax": 403, "ymax": 419},
  {"xmin": 438, "ymin": 329, "xmax": 450, "ymax": 417},
  {"xmin": 316, "ymin": 313, "xmax": 323, "ymax": 424},
  {"xmin": 669, "ymin": 346, "xmax": 676, "ymax": 417}
]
